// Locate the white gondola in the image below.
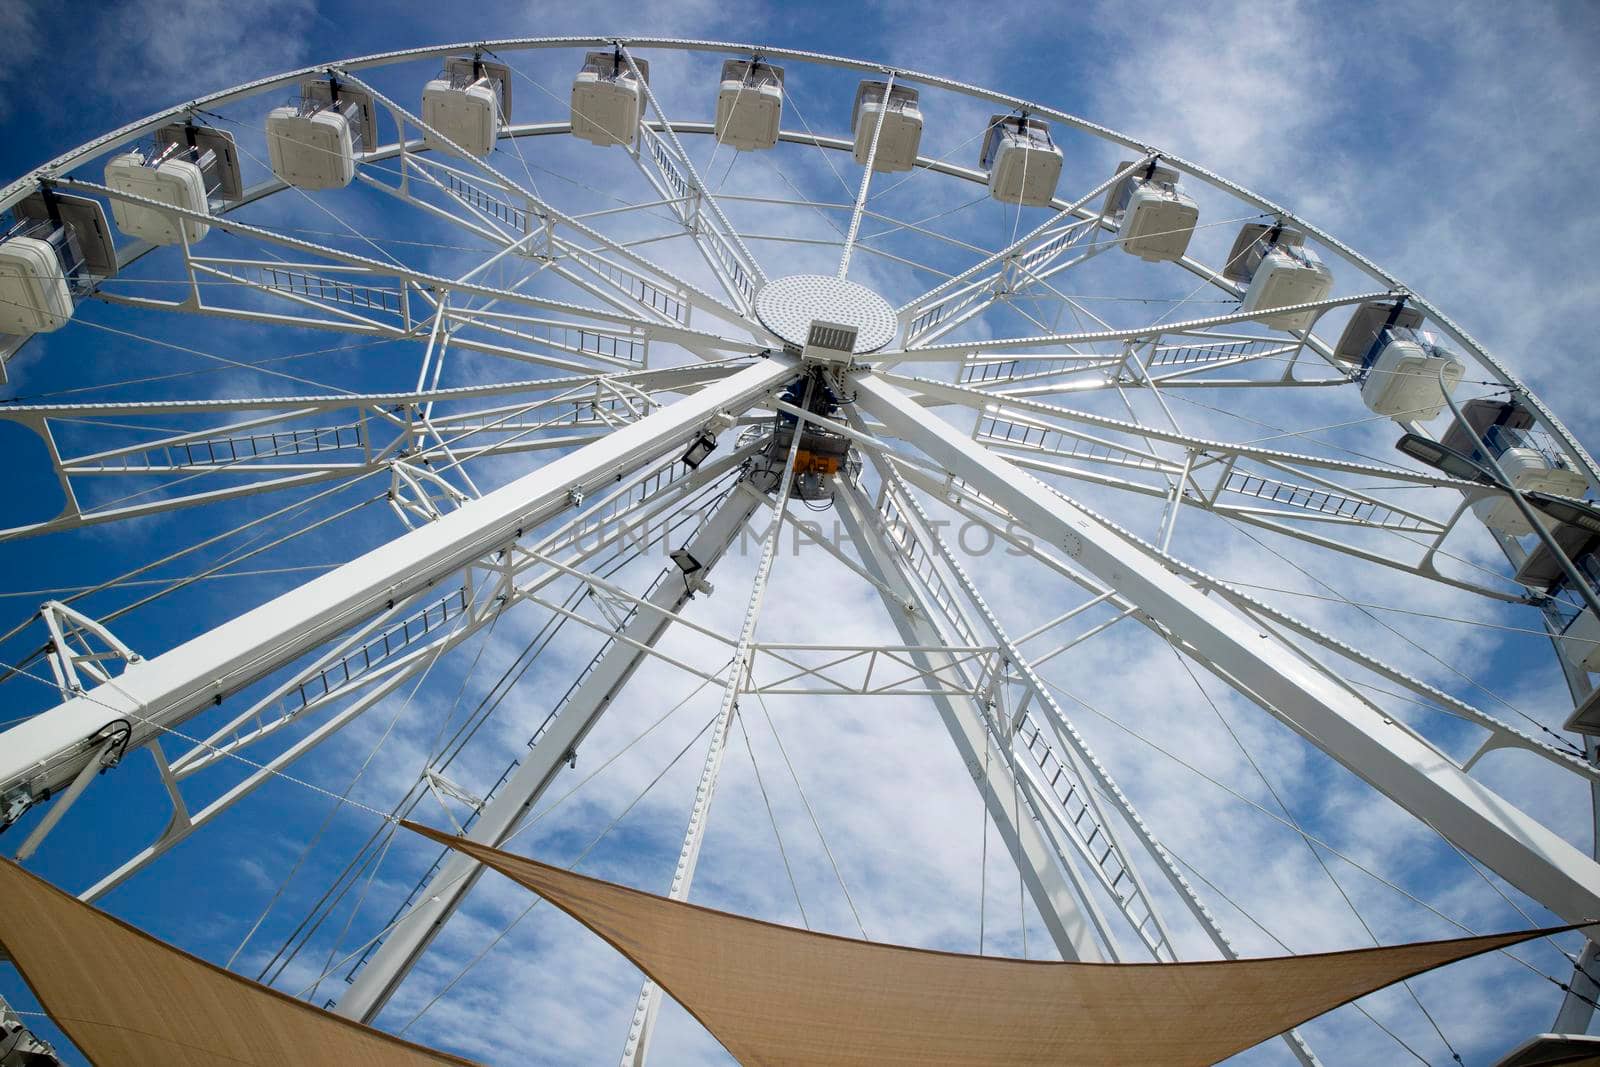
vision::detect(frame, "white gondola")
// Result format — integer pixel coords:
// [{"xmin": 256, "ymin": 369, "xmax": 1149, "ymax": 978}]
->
[
  {"xmin": 571, "ymin": 51, "xmax": 650, "ymax": 148},
  {"xmin": 0, "ymin": 191, "xmax": 115, "ymax": 336},
  {"xmin": 1224, "ymin": 223, "xmax": 1333, "ymax": 331},
  {"xmin": 714, "ymin": 60, "xmax": 783, "ymax": 151},
  {"xmin": 103, "ymin": 126, "xmax": 240, "ymax": 246},
  {"xmin": 1332, "ymin": 300, "xmax": 1463, "ymax": 421},
  {"xmin": 1105, "ymin": 161, "xmax": 1198, "ymax": 262},
  {"xmin": 1439, "ymin": 399, "xmax": 1590, "ymax": 534},
  {"xmin": 422, "ymin": 56, "xmax": 511, "ymax": 158},
  {"xmin": 980, "ymin": 114, "xmax": 1061, "ymax": 207},
  {"xmin": 851, "ymin": 81, "xmax": 922, "ymax": 172},
  {"xmin": 266, "ymin": 79, "xmax": 376, "ymax": 191},
  {"xmin": 1516, "ymin": 530, "xmax": 1600, "ymax": 673}
]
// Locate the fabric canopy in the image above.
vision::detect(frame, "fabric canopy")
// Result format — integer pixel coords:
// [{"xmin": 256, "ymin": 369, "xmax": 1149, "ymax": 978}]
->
[
  {"xmin": 0, "ymin": 855, "xmax": 475, "ymax": 1066},
  {"xmin": 406, "ymin": 820, "xmax": 1572, "ymax": 1066}
]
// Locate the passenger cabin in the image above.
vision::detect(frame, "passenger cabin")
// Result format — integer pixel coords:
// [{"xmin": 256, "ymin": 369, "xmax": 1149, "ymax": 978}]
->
[
  {"xmin": 981, "ymin": 115, "xmax": 1061, "ymax": 208},
  {"xmin": 266, "ymin": 79, "xmax": 377, "ymax": 190},
  {"xmin": 1105, "ymin": 160, "xmax": 1198, "ymax": 262},
  {"xmin": 0, "ymin": 190, "xmax": 116, "ymax": 337},
  {"xmin": 422, "ymin": 56, "xmax": 512, "ymax": 158},
  {"xmin": 1440, "ymin": 399, "xmax": 1589, "ymax": 534},
  {"xmin": 1332, "ymin": 300, "xmax": 1464, "ymax": 421},
  {"xmin": 571, "ymin": 51, "xmax": 650, "ymax": 148},
  {"xmin": 1515, "ymin": 523, "xmax": 1600, "ymax": 673},
  {"xmin": 851, "ymin": 81, "xmax": 922, "ymax": 172},
  {"xmin": 1224, "ymin": 223, "xmax": 1333, "ymax": 332},
  {"xmin": 714, "ymin": 60, "xmax": 783, "ymax": 151},
  {"xmin": 104, "ymin": 124, "xmax": 241, "ymax": 246}
]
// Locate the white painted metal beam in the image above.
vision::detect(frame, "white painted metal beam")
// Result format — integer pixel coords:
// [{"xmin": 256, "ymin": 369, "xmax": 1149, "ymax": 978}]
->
[
  {"xmin": 833, "ymin": 482, "xmax": 1109, "ymax": 963},
  {"xmin": 0, "ymin": 357, "xmax": 795, "ymax": 813},
  {"xmin": 853, "ymin": 369, "xmax": 1600, "ymax": 927},
  {"xmin": 335, "ymin": 479, "xmax": 766, "ymax": 1023}
]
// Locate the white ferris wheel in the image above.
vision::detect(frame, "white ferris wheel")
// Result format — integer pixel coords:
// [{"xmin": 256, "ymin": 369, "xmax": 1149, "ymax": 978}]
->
[{"xmin": 1, "ymin": 36, "xmax": 1599, "ymax": 1066}]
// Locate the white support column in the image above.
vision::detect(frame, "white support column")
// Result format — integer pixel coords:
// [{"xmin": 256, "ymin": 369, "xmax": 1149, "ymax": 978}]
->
[
  {"xmin": 621, "ymin": 380, "xmax": 815, "ymax": 1067},
  {"xmin": 335, "ymin": 480, "xmax": 766, "ymax": 1023},
  {"xmin": 833, "ymin": 483, "xmax": 1108, "ymax": 962},
  {"xmin": 0, "ymin": 358, "xmax": 795, "ymax": 817},
  {"xmin": 858, "ymin": 460, "xmax": 1316, "ymax": 1063},
  {"xmin": 853, "ymin": 369, "xmax": 1600, "ymax": 926}
]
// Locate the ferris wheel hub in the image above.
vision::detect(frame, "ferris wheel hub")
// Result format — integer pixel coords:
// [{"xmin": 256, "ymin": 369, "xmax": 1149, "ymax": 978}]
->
[{"xmin": 754, "ymin": 273, "xmax": 897, "ymax": 354}]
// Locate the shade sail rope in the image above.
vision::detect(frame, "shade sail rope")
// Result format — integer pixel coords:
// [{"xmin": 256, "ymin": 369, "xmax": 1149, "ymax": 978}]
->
[
  {"xmin": 747, "ymin": 678, "xmax": 869, "ymax": 939},
  {"xmin": 1163, "ymin": 637, "xmax": 1464, "ymax": 1064},
  {"xmin": 735, "ymin": 704, "xmax": 810, "ymax": 929}
]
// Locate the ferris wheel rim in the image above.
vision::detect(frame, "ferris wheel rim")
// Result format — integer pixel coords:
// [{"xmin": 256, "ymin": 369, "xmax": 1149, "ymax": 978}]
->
[
  {"xmin": 4, "ymin": 33, "xmax": 1592, "ymax": 485},
  {"xmin": 0, "ymin": 33, "xmax": 1594, "ymax": 1064}
]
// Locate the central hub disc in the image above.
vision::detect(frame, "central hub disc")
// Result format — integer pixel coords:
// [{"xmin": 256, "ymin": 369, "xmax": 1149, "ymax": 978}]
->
[{"xmin": 754, "ymin": 274, "xmax": 897, "ymax": 354}]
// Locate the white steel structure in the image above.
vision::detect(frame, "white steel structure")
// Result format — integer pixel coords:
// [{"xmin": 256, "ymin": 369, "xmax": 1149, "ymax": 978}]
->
[{"xmin": 1, "ymin": 37, "xmax": 1599, "ymax": 1066}]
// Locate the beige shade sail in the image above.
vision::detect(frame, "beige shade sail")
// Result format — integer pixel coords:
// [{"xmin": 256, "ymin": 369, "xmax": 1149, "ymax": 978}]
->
[
  {"xmin": 406, "ymin": 821, "xmax": 1576, "ymax": 1067},
  {"xmin": 0, "ymin": 855, "xmax": 476, "ymax": 1067}
]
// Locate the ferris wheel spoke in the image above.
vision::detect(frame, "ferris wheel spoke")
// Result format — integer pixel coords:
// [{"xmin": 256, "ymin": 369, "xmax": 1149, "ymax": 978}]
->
[
  {"xmin": 619, "ymin": 45, "xmax": 767, "ymax": 315},
  {"xmin": 830, "ymin": 482, "xmax": 1116, "ymax": 962},
  {"xmin": 338, "ymin": 480, "xmax": 764, "ymax": 1022},
  {"xmin": 0, "ymin": 385, "xmax": 659, "ymax": 542},
  {"xmin": 45, "ymin": 435, "xmax": 764, "ymax": 908},
  {"xmin": 0, "ymin": 363, "xmax": 745, "ymax": 541},
  {"xmin": 166, "ymin": 450, "xmax": 749, "ymax": 780},
  {"xmin": 332, "ymin": 67, "xmax": 755, "ymax": 332},
  {"xmin": 947, "ymin": 329, "xmax": 1333, "ymax": 397},
  {"xmin": 363, "ymin": 147, "xmax": 755, "ymax": 342},
  {"xmin": 875, "ymin": 288, "xmax": 1389, "ymax": 370},
  {"xmin": 969, "ymin": 428, "xmax": 1520, "ymax": 603},
  {"xmin": 842, "ymin": 468, "xmax": 1170, "ymax": 957},
  {"xmin": 884, "ymin": 370, "xmax": 1478, "ymax": 491},
  {"xmin": 898, "ymin": 157, "xmax": 1154, "ymax": 348},
  {"xmin": 0, "ymin": 359, "xmax": 794, "ymax": 829},
  {"xmin": 63, "ymin": 174, "xmax": 754, "ymax": 372}
]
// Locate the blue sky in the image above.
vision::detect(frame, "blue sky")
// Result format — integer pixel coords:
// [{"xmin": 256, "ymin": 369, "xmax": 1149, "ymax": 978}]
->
[{"xmin": 2, "ymin": 2, "xmax": 1600, "ymax": 1065}]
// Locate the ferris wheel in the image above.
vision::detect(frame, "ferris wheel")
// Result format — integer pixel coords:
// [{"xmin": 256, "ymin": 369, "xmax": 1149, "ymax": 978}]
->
[{"xmin": 1, "ymin": 35, "xmax": 1599, "ymax": 1066}]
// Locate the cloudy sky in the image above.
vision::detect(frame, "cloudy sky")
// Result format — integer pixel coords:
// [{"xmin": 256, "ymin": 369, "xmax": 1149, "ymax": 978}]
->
[{"xmin": 1, "ymin": 2, "xmax": 1599, "ymax": 1066}]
